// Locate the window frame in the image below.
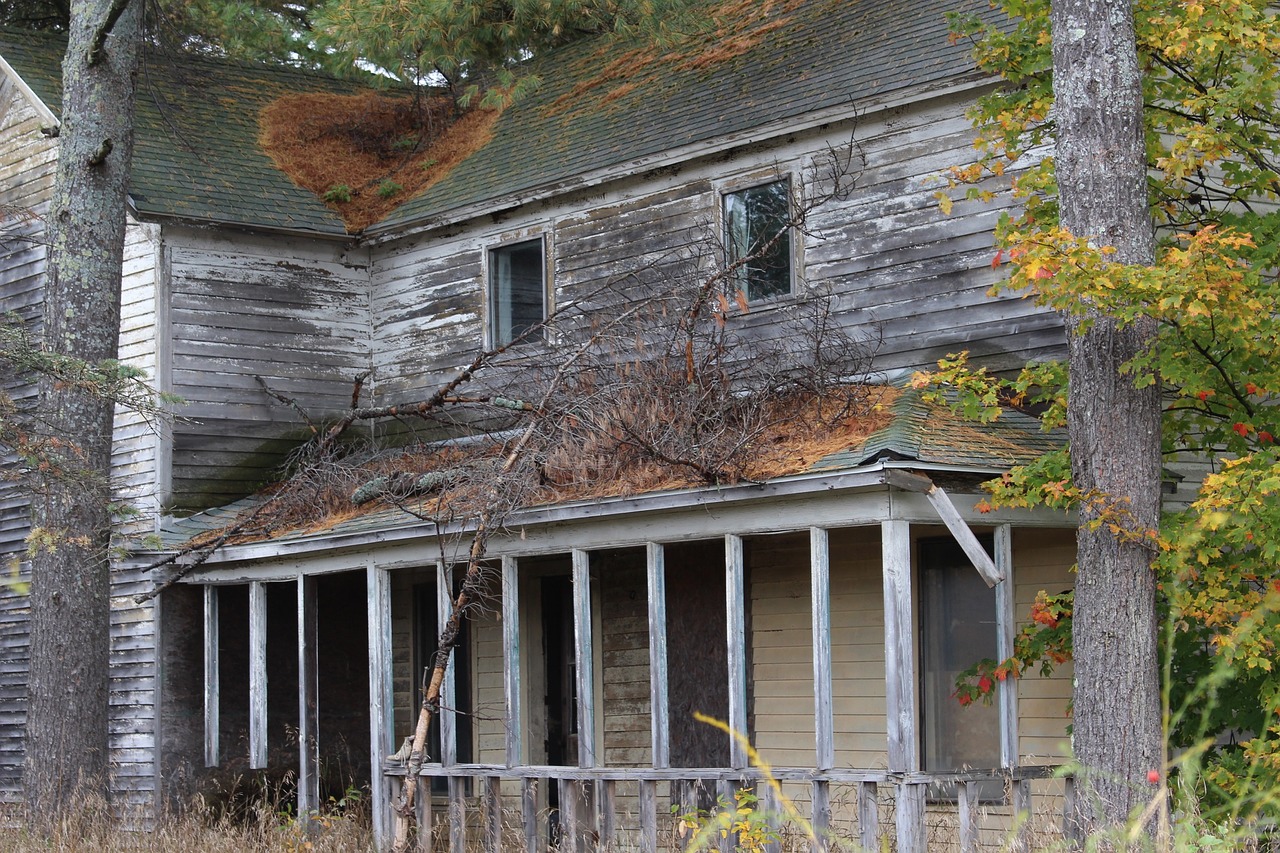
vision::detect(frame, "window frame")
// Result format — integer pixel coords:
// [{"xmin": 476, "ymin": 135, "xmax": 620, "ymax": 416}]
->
[
  {"xmin": 485, "ymin": 233, "xmax": 550, "ymax": 348},
  {"xmin": 719, "ymin": 174, "xmax": 799, "ymax": 303}
]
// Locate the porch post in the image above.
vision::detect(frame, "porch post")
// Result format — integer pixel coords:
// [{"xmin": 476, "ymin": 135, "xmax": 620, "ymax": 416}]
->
[
  {"xmin": 367, "ymin": 564, "xmax": 394, "ymax": 848},
  {"xmin": 995, "ymin": 524, "xmax": 1018, "ymax": 767},
  {"xmin": 502, "ymin": 556, "xmax": 522, "ymax": 767},
  {"xmin": 646, "ymin": 542, "xmax": 670, "ymax": 769},
  {"xmin": 571, "ymin": 549, "xmax": 596, "ymax": 768},
  {"xmin": 437, "ymin": 561, "xmax": 457, "ymax": 767},
  {"xmin": 882, "ymin": 519, "xmax": 922, "ymax": 852},
  {"xmin": 725, "ymin": 534, "xmax": 748, "ymax": 769},
  {"xmin": 248, "ymin": 580, "xmax": 267, "ymax": 769},
  {"xmin": 297, "ymin": 574, "xmax": 319, "ymax": 817},
  {"xmin": 810, "ymin": 527, "xmax": 834, "ymax": 772},
  {"xmin": 203, "ymin": 584, "xmax": 219, "ymax": 767}
]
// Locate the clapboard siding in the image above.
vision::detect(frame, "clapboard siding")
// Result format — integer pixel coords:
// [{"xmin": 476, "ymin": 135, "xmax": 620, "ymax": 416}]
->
[
  {"xmin": 0, "ymin": 75, "xmax": 55, "ymax": 802},
  {"xmin": 163, "ymin": 227, "xmax": 372, "ymax": 510},
  {"xmin": 1013, "ymin": 529, "xmax": 1075, "ymax": 761},
  {"xmin": 368, "ymin": 89, "xmax": 1064, "ymax": 418},
  {"xmin": 599, "ymin": 552, "xmax": 650, "ymax": 769}
]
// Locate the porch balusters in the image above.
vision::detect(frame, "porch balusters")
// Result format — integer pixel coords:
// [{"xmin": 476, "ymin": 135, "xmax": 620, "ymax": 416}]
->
[{"xmin": 248, "ymin": 580, "xmax": 268, "ymax": 770}]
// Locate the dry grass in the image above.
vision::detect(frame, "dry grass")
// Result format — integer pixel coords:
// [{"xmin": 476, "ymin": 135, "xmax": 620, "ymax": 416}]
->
[
  {"xmin": 0, "ymin": 800, "xmax": 373, "ymax": 852},
  {"xmin": 259, "ymin": 92, "xmax": 499, "ymax": 232}
]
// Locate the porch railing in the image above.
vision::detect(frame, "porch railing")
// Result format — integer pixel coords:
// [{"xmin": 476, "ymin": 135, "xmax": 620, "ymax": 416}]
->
[{"xmin": 382, "ymin": 761, "xmax": 1071, "ymax": 852}]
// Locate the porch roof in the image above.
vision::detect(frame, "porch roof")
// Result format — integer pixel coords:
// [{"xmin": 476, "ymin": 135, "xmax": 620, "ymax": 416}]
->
[{"xmin": 147, "ymin": 390, "xmax": 1065, "ymax": 566}]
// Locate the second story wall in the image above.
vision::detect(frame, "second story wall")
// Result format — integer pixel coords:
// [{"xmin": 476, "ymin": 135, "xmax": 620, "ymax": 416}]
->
[
  {"xmin": 160, "ymin": 227, "xmax": 373, "ymax": 511},
  {"xmin": 368, "ymin": 89, "xmax": 1066, "ymax": 410}
]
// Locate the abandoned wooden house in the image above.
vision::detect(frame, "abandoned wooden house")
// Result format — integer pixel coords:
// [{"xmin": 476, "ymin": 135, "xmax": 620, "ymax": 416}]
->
[{"xmin": 0, "ymin": 0, "xmax": 1178, "ymax": 849}]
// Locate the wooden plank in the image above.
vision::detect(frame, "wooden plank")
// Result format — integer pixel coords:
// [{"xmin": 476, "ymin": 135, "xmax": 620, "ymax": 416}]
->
[
  {"xmin": 203, "ymin": 585, "xmax": 219, "ymax": 768},
  {"xmin": 1064, "ymin": 774, "xmax": 1081, "ymax": 847},
  {"xmin": 416, "ymin": 782, "xmax": 434, "ymax": 853},
  {"xmin": 502, "ymin": 556, "xmax": 522, "ymax": 767},
  {"xmin": 559, "ymin": 778, "xmax": 578, "ymax": 853},
  {"xmin": 725, "ymin": 534, "xmax": 748, "ymax": 769},
  {"xmin": 1011, "ymin": 777, "xmax": 1031, "ymax": 853},
  {"xmin": 923, "ymin": 484, "xmax": 1002, "ymax": 586},
  {"xmin": 995, "ymin": 524, "xmax": 1018, "ymax": 767},
  {"xmin": 759, "ymin": 783, "xmax": 781, "ymax": 853},
  {"xmin": 895, "ymin": 782, "xmax": 925, "ymax": 853},
  {"xmin": 809, "ymin": 527, "xmax": 834, "ymax": 771},
  {"xmin": 571, "ymin": 549, "xmax": 596, "ymax": 768},
  {"xmin": 646, "ymin": 542, "xmax": 670, "ymax": 769},
  {"xmin": 599, "ymin": 779, "xmax": 616, "ymax": 848},
  {"xmin": 811, "ymin": 779, "xmax": 831, "ymax": 853},
  {"xmin": 858, "ymin": 781, "xmax": 878, "ymax": 853},
  {"xmin": 717, "ymin": 779, "xmax": 735, "ymax": 853},
  {"xmin": 881, "ymin": 520, "xmax": 916, "ymax": 772},
  {"xmin": 248, "ymin": 581, "xmax": 267, "ymax": 769},
  {"xmin": 958, "ymin": 780, "xmax": 979, "ymax": 853},
  {"xmin": 368, "ymin": 565, "xmax": 395, "ymax": 848},
  {"xmin": 297, "ymin": 574, "xmax": 319, "ymax": 818},
  {"xmin": 639, "ymin": 779, "xmax": 658, "ymax": 851},
  {"xmin": 448, "ymin": 776, "xmax": 466, "ymax": 853},
  {"xmin": 484, "ymin": 775, "xmax": 502, "ymax": 853},
  {"xmin": 437, "ymin": 562, "xmax": 457, "ymax": 766},
  {"xmin": 522, "ymin": 777, "xmax": 539, "ymax": 853}
]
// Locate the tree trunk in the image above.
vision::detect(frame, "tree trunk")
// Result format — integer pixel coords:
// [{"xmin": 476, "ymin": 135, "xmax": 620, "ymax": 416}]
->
[
  {"xmin": 1050, "ymin": 0, "xmax": 1165, "ymax": 838},
  {"xmin": 25, "ymin": 0, "xmax": 141, "ymax": 817}
]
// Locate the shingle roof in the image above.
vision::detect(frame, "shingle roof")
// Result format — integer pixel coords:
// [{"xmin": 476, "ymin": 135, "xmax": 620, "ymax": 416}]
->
[
  {"xmin": 155, "ymin": 390, "xmax": 1062, "ymax": 550},
  {"xmin": 0, "ymin": 0, "xmax": 996, "ymax": 236},
  {"xmin": 378, "ymin": 0, "xmax": 997, "ymax": 231},
  {"xmin": 0, "ymin": 28, "xmax": 360, "ymax": 235}
]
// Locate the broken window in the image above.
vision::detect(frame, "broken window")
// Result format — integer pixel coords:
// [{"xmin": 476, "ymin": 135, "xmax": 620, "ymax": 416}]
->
[
  {"xmin": 724, "ymin": 179, "xmax": 792, "ymax": 302},
  {"xmin": 488, "ymin": 238, "xmax": 546, "ymax": 346}
]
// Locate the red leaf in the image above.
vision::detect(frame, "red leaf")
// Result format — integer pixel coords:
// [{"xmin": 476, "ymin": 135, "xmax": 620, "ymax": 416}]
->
[
  {"xmin": 1233, "ymin": 422, "xmax": 1250, "ymax": 437},
  {"xmin": 991, "ymin": 249, "xmax": 1004, "ymax": 269}
]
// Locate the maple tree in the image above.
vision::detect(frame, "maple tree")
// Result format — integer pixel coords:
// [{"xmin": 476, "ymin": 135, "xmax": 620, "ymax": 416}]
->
[{"xmin": 925, "ymin": 0, "xmax": 1280, "ymax": 830}]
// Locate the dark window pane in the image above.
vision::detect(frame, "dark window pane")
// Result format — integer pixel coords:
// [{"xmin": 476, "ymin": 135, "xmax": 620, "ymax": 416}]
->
[
  {"xmin": 489, "ymin": 239, "xmax": 545, "ymax": 345},
  {"xmin": 725, "ymin": 180, "xmax": 792, "ymax": 301},
  {"xmin": 920, "ymin": 537, "xmax": 1001, "ymax": 794}
]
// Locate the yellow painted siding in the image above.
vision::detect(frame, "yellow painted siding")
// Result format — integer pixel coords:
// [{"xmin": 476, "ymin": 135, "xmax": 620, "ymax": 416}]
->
[{"xmin": 1013, "ymin": 528, "xmax": 1075, "ymax": 762}]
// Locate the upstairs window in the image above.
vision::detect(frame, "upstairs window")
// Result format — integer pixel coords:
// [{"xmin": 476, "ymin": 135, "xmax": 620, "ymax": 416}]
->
[
  {"xmin": 488, "ymin": 238, "xmax": 545, "ymax": 346},
  {"xmin": 724, "ymin": 179, "xmax": 793, "ymax": 302}
]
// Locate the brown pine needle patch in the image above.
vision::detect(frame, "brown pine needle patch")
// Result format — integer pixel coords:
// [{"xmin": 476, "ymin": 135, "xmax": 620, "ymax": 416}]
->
[{"xmin": 259, "ymin": 91, "xmax": 499, "ymax": 232}]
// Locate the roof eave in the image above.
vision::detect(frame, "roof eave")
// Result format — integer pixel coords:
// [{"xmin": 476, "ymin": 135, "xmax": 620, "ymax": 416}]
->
[{"xmin": 0, "ymin": 50, "xmax": 58, "ymax": 128}]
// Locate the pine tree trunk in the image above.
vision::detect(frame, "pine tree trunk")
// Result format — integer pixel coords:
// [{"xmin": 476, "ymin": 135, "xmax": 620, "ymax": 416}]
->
[
  {"xmin": 25, "ymin": 0, "xmax": 141, "ymax": 817},
  {"xmin": 1050, "ymin": 0, "xmax": 1165, "ymax": 838}
]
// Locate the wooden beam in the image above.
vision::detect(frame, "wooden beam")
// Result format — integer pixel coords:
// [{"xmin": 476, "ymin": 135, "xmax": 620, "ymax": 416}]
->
[
  {"xmin": 448, "ymin": 776, "xmax": 466, "ymax": 852},
  {"xmin": 858, "ymin": 781, "xmax": 878, "ymax": 853},
  {"xmin": 646, "ymin": 542, "xmax": 670, "ymax": 769},
  {"xmin": 639, "ymin": 779, "xmax": 657, "ymax": 852},
  {"xmin": 881, "ymin": 520, "xmax": 916, "ymax": 772},
  {"xmin": 883, "ymin": 469, "xmax": 1003, "ymax": 585},
  {"xmin": 203, "ymin": 584, "xmax": 219, "ymax": 768},
  {"xmin": 416, "ymin": 779, "xmax": 433, "ymax": 852},
  {"xmin": 521, "ymin": 778, "xmax": 538, "ymax": 853},
  {"xmin": 437, "ymin": 561, "xmax": 458, "ymax": 767},
  {"xmin": 725, "ymin": 534, "xmax": 748, "ymax": 769},
  {"xmin": 248, "ymin": 580, "xmax": 267, "ymax": 769},
  {"xmin": 958, "ymin": 780, "xmax": 979, "ymax": 853},
  {"xmin": 995, "ymin": 524, "xmax": 1018, "ymax": 767},
  {"xmin": 367, "ymin": 565, "xmax": 394, "ymax": 848},
  {"xmin": 484, "ymin": 776, "xmax": 502, "ymax": 853},
  {"xmin": 1012, "ymin": 777, "xmax": 1032, "ymax": 853},
  {"xmin": 810, "ymin": 527, "xmax": 834, "ymax": 772},
  {"xmin": 882, "ymin": 520, "xmax": 924, "ymax": 853},
  {"xmin": 571, "ymin": 550, "xmax": 596, "ymax": 768},
  {"xmin": 297, "ymin": 574, "xmax": 319, "ymax": 818},
  {"xmin": 811, "ymin": 779, "xmax": 831, "ymax": 853},
  {"xmin": 502, "ymin": 556, "xmax": 522, "ymax": 767}
]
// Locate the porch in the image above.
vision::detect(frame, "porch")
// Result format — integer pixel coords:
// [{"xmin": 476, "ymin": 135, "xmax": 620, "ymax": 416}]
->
[{"xmin": 162, "ymin": 462, "xmax": 1077, "ymax": 851}]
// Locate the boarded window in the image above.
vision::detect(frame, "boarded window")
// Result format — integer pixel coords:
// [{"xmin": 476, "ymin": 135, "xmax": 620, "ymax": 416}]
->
[
  {"xmin": 919, "ymin": 537, "xmax": 1000, "ymax": 788},
  {"xmin": 488, "ymin": 238, "xmax": 545, "ymax": 345},
  {"xmin": 724, "ymin": 180, "xmax": 792, "ymax": 301}
]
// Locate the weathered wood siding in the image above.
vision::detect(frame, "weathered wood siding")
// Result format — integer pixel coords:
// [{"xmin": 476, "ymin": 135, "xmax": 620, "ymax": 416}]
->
[
  {"xmin": 0, "ymin": 71, "xmax": 55, "ymax": 803},
  {"xmin": 162, "ymin": 226, "xmax": 372, "ymax": 510},
  {"xmin": 368, "ymin": 89, "xmax": 1065, "ymax": 411},
  {"xmin": 1013, "ymin": 528, "xmax": 1074, "ymax": 762}
]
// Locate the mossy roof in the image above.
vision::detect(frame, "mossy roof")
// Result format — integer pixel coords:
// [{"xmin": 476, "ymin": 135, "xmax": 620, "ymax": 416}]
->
[
  {"xmin": 0, "ymin": 28, "xmax": 363, "ymax": 235},
  {"xmin": 0, "ymin": 0, "xmax": 996, "ymax": 237},
  {"xmin": 155, "ymin": 389, "xmax": 1063, "ymax": 550}
]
